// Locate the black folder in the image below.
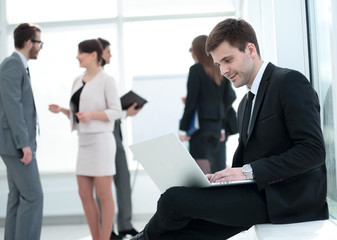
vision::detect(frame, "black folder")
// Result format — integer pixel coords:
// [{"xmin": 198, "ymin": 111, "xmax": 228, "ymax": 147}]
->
[{"xmin": 120, "ymin": 90, "xmax": 147, "ymax": 110}]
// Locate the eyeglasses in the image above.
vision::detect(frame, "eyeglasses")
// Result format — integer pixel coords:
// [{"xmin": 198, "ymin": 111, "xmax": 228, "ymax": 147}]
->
[{"xmin": 31, "ymin": 39, "xmax": 44, "ymax": 48}]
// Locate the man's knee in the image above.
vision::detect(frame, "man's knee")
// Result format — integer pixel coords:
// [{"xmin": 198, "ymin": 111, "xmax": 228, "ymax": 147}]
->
[
  {"xmin": 25, "ymin": 185, "xmax": 43, "ymax": 205},
  {"xmin": 158, "ymin": 187, "xmax": 188, "ymax": 211}
]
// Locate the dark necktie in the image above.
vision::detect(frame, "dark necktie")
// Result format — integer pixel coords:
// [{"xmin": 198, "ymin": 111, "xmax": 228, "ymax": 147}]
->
[
  {"xmin": 26, "ymin": 67, "xmax": 31, "ymax": 79},
  {"xmin": 242, "ymin": 91, "xmax": 255, "ymax": 144},
  {"xmin": 26, "ymin": 67, "xmax": 40, "ymax": 133}
]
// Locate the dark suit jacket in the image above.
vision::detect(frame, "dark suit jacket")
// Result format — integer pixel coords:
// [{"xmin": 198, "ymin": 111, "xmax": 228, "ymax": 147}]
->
[
  {"xmin": 233, "ymin": 63, "xmax": 328, "ymax": 223},
  {"xmin": 0, "ymin": 52, "xmax": 37, "ymax": 158},
  {"xmin": 180, "ymin": 63, "xmax": 238, "ymax": 135}
]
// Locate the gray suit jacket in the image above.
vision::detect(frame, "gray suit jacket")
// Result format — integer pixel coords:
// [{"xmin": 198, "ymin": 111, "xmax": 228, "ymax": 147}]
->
[{"xmin": 0, "ymin": 52, "xmax": 37, "ymax": 158}]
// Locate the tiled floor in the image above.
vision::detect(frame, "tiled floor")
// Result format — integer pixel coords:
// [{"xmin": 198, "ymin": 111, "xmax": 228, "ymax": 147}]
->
[
  {"xmin": 0, "ymin": 221, "xmax": 147, "ymax": 240},
  {"xmin": 0, "ymin": 220, "xmax": 252, "ymax": 240}
]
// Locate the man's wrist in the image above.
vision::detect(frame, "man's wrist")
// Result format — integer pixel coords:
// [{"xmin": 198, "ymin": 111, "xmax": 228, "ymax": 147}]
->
[{"xmin": 179, "ymin": 130, "xmax": 187, "ymax": 136}]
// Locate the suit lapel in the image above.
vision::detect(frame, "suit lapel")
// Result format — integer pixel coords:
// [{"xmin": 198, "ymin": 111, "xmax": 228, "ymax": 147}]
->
[
  {"xmin": 12, "ymin": 52, "xmax": 29, "ymax": 82},
  {"xmin": 71, "ymin": 74, "xmax": 86, "ymax": 95},
  {"xmin": 12, "ymin": 52, "xmax": 38, "ymax": 118},
  {"xmin": 247, "ymin": 63, "xmax": 275, "ymax": 139}
]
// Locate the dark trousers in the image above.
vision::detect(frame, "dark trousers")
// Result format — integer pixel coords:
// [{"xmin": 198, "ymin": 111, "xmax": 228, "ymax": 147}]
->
[
  {"xmin": 113, "ymin": 120, "xmax": 133, "ymax": 231},
  {"xmin": 1, "ymin": 154, "xmax": 43, "ymax": 240},
  {"xmin": 143, "ymin": 184, "xmax": 270, "ymax": 240}
]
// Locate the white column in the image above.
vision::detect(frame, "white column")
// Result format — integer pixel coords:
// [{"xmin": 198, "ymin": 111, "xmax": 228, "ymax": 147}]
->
[
  {"xmin": 0, "ymin": 0, "xmax": 7, "ymax": 173},
  {"xmin": 329, "ymin": 0, "xmax": 337, "ymax": 182},
  {"xmin": 0, "ymin": 0, "xmax": 8, "ymax": 62},
  {"xmin": 242, "ymin": 0, "xmax": 309, "ymax": 78},
  {"xmin": 272, "ymin": 0, "xmax": 310, "ymax": 77}
]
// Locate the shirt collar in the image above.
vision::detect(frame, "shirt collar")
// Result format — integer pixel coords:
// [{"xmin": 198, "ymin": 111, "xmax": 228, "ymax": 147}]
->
[
  {"xmin": 14, "ymin": 50, "xmax": 29, "ymax": 70},
  {"xmin": 247, "ymin": 61, "xmax": 268, "ymax": 96}
]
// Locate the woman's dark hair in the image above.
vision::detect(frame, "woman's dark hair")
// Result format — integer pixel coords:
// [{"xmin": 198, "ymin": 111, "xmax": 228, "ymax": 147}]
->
[
  {"xmin": 78, "ymin": 39, "xmax": 103, "ymax": 64},
  {"xmin": 191, "ymin": 35, "xmax": 222, "ymax": 85},
  {"xmin": 14, "ymin": 23, "xmax": 41, "ymax": 49},
  {"xmin": 97, "ymin": 38, "xmax": 110, "ymax": 50},
  {"xmin": 97, "ymin": 38, "xmax": 110, "ymax": 66},
  {"xmin": 206, "ymin": 18, "xmax": 260, "ymax": 57}
]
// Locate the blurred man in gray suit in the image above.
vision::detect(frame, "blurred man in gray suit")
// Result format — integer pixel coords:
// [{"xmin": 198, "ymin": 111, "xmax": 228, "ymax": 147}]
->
[{"xmin": 0, "ymin": 23, "xmax": 44, "ymax": 240}]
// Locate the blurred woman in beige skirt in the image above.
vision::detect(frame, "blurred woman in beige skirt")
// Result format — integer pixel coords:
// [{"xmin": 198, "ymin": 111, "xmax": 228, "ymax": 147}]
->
[{"xmin": 49, "ymin": 39, "xmax": 122, "ymax": 240}]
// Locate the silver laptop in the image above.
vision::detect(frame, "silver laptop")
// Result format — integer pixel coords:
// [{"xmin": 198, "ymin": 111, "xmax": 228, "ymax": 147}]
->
[{"xmin": 129, "ymin": 133, "xmax": 255, "ymax": 193}]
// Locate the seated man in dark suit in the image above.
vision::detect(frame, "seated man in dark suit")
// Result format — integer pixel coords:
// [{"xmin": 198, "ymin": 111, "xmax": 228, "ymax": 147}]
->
[{"xmin": 131, "ymin": 18, "xmax": 328, "ymax": 240}]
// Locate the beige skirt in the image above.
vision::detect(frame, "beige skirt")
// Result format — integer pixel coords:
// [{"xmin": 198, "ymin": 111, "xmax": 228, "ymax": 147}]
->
[{"xmin": 76, "ymin": 131, "xmax": 116, "ymax": 176}]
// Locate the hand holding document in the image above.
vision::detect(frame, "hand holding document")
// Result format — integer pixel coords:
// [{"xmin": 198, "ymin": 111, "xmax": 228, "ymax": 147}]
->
[{"xmin": 120, "ymin": 90, "xmax": 147, "ymax": 110}]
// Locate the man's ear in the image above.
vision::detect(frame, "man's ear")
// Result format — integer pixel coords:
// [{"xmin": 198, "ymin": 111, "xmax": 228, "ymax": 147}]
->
[
  {"xmin": 246, "ymin": 43, "xmax": 257, "ymax": 57},
  {"xmin": 25, "ymin": 39, "xmax": 32, "ymax": 49}
]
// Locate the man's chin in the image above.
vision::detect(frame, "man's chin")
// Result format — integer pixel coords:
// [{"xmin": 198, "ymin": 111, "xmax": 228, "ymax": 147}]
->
[{"xmin": 232, "ymin": 80, "xmax": 244, "ymax": 89}]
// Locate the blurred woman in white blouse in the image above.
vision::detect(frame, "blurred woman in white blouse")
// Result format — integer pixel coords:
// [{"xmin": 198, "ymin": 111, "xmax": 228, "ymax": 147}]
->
[{"xmin": 49, "ymin": 39, "xmax": 122, "ymax": 240}]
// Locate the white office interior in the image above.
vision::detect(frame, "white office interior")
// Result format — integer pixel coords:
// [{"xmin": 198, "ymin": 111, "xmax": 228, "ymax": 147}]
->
[{"xmin": 0, "ymin": 0, "xmax": 337, "ymax": 239}]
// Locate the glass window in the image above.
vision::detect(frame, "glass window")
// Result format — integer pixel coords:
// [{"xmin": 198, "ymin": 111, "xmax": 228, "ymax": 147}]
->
[
  {"xmin": 123, "ymin": 17, "xmax": 227, "ymax": 76},
  {"xmin": 6, "ymin": 0, "xmax": 117, "ymax": 23},
  {"xmin": 123, "ymin": 0, "xmax": 236, "ymax": 17},
  {"xmin": 307, "ymin": 0, "xmax": 337, "ymax": 220}
]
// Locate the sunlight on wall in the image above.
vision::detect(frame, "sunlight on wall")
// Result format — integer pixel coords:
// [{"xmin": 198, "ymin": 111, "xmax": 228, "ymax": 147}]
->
[{"xmin": 6, "ymin": 0, "xmax": 117, "ymax": 23}]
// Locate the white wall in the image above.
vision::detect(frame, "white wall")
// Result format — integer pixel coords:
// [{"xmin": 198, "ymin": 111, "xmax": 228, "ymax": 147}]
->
[{"xmin": 243, "ymin": 0, "xmax": 309, "ymax": 77}]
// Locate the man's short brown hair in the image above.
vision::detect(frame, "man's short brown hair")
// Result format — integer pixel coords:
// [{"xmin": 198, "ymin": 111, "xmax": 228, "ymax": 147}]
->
[
  {"xmin": 14, "ymin": 23, "xmax": 41, "ymax": 49},
  {"xmin": 206, "ymin": 18, "xmax": 260, "ymax": 57}
]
